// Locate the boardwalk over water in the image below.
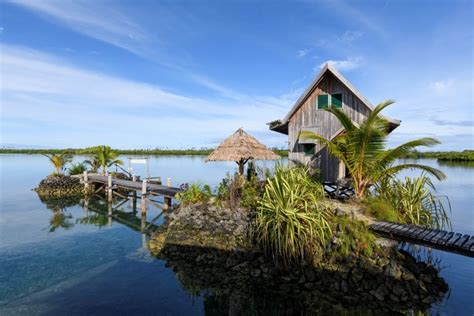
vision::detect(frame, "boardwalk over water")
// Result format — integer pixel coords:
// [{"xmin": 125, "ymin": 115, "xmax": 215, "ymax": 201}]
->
[
  {"xmin": 370, "ymin": 221, "xmax": 474, "ymax": 257},
  {"xmin": 84, "ymin": 174, "xmax": 182, "ymax": 197}
]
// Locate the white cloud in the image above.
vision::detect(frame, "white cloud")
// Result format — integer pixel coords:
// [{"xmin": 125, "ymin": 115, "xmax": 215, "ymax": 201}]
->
[
  {"xmin": 9, "ymin": 0, "xmax": 243, "ymax": 100},
  {"xmin": 297, "ymin": 49, "xmax": 310, "ymax": 58},
  {"xmin": 11, "ymin": 0, "xmax": 148, "ymax": 57},
  {"xmin": 319, "ymin": 57, "xmax": 362, "ymax": 71},
  {"xmin": 0, "ymin": 44, "xmax": 291, "ymax": 148},
  {"xmin": 430, "ymin": 79, "xmax": 454, "ymax": 94},
  {"xmin": 339, "ymin": 30, "xmax": 363, "ymax": 44}
]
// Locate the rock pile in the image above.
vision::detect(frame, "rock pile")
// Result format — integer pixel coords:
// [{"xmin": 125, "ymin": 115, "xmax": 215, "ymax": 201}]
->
[
  {"xmin": 149, "ymin": 203, "xmax": 449, "ymax": 313},
  {"xmin": 34, "ymin": 175, "xmax": 84, "ymax": 198}
]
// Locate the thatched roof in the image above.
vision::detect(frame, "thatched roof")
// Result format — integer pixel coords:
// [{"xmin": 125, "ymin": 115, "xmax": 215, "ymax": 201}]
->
[{"xmin": 206, "ymin": 128, "xmax": 280, "ymax": 162}]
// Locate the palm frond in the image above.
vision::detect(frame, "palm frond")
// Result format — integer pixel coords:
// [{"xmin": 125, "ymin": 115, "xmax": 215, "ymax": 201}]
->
[
  {"xmin": 325, "ymin": 107, "xmax": 355, "ymax": 132},
  {"xmin": 382, "ymin": 163, "xmax": 447, "ymax": 181}
]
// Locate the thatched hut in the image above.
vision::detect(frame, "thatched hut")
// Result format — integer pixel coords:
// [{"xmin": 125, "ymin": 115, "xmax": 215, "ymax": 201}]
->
[{"xmin": 206, "ymin": 128, "xmax": 280, "ymax": 174}]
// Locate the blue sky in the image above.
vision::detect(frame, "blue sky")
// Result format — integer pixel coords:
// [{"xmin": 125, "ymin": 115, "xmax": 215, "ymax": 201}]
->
[{"xmin": 0, "ymin": 0, "xmax": 472, "ymax": 150}]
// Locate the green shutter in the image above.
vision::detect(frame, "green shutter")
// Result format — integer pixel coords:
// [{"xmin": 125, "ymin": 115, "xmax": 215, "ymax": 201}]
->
[
  {"xmin": 317, "ymin": 95, "xmax": 329, "ymax": 109},
  {"xmin": 303, "ymin": 144, "xmax": 315, "ymax": 156},
  {"xmin": 331, "ymin": 93, "xmax": 342, "ymax": 108}
]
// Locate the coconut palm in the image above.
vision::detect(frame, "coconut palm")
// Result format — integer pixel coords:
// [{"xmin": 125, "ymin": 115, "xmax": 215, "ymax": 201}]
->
[
  {"xmin": 43, "ymin": 153, "xmax": 73, "ymax": 175},
  {"xmin": 84, "ymin": 156, "xmax": 100, "ymax": 173},
  {"xmin": 300, "ymin": 100, "xmax": 446, "ymax": 198},
  {"xmin": 87, "ymin": 146, "xmax": 123, "ymax": 175}
]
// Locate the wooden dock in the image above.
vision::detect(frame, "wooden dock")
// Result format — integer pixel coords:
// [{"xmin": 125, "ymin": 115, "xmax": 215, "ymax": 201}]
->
[
  {"xmin": 370, "ymin": 221, "xmax": 474, "ymax": 257},
  {"xmin": 84, "ymin": 174, "xmax": 182, "ymax": 197},
  {"xmin": 81, "ymin": 172, "xmax": 183, "ymax": 209}
]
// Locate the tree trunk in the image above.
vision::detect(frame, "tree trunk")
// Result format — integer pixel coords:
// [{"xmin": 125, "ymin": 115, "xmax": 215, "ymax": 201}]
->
[{"xmin": 238, "ymin": 160, "xmax": 244, "ymax": 175}]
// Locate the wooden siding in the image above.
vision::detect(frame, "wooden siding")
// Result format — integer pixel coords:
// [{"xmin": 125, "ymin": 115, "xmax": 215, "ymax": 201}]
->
[{"xmin": 288, "ymin": 72, "xmax": 371, "ymax": 181}]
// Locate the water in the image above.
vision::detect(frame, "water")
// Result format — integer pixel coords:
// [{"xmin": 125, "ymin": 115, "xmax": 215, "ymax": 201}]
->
[{"xmin": 0, "ymin": 155, "xmax": 473, "ymax": 315}]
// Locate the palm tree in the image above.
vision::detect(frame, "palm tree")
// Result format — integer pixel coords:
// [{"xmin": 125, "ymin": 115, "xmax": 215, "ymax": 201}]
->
[
  {"xmin": 300, "ymin": 100, "xmax": 446, "ymax": 198},
  {"xmin": 87, "ymin": 146, "xmax": 123, "ymax": 175},
  {"xmin": 84, "ymin": 155, "xmax": 100, "ymax": 173},
  {"xmin": 43, "ymin": 153, "xmax": 73, "ymax": 175}
]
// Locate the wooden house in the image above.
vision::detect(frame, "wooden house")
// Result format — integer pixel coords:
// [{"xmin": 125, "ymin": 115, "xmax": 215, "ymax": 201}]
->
[{"xmin": 268, "ymin": 63, "xmax": 400, "ymax": 182}]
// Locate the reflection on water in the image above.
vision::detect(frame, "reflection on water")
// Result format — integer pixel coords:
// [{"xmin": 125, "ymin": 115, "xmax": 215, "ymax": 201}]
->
[{"xmin": 0, "ymin": 155, "xmax": 473, "ymax": 314}]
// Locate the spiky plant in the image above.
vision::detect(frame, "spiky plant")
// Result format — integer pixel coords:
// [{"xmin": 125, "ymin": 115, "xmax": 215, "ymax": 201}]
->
[
  {"xmin": 374, "ymin": 174, "xmax": 451, "ymax": 229},
  {"xmin": 255, "ymin": 164, "xmax": 331, "ymax": 267},
  {"xmin": 300, "ymin": 100, "xmax": 446, "ymax": 198},
  {"xmin": 43, "ymin": 153, "xmax": 73, "ymax": 175}
]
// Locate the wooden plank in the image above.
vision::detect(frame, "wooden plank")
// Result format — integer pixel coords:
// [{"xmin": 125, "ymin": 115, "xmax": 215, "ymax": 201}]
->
[
  {"xmin": 454, "ymin": 234, "xmax": 471, "ymax": 248},
  {"xmin": 446, "ymin": 233, "xmax": 463, "ymax": 247},
  {"xmin": 462, "ymin": 236, "xmax": 474, "ymax": 250},
  {"xmin": 438, "ymin": 232, "xmax": 454, "ymax": 245},
  {"xmin": 409, "ymin": 227, "xmax": 427, "ymax": 238},
  {"xmin": 431, "ymin": 231, "xmax": 448, "ymax": 244},
  {"xmin": 417, "ymin": 228, "xmax": 433, "ymax": 239},
  {"xmin": 422, "ymin": 229, "xmax": 441, "ymax": 242}
]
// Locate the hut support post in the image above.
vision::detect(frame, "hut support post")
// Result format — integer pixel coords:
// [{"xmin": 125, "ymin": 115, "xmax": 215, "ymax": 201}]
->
[{"xmin": 237, "ymin": 158, "xmax": 250, "ymax": 175}]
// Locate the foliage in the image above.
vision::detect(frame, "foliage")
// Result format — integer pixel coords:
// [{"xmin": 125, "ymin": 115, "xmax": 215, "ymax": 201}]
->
[
  {"xmin": 85, "ymin": 145, "xmax": 123, "ymax": 175},
  {"xmin": 329, "ymin": 216, "xmax": 378, "ymax": 260},
  {"xmin": 402, "ymin": 149, "xmax": 474, "ymax": 161},
  {"xmin": 373, "ymin": 175, "xmax": 451, "ymax": 229},
  {"xmin": 48, "ymin": 211, "xmax": 74, "ymax": 232},
  {"xmin": 68, "ymin": 162, "xmax": 88, "ymax": 175},
  {"xmin": 84, "ymin": 155, "xmax": 100, "ymax": 173},
  {"xmin": 0, "ymin": 147, "xmax": 290, "ymax": 157},
  {"xmin": 254, "ymin": 163, "xmax": 332, "ymax": 267},
  {"xmin": 362, "ymin": 196, "xmax": 400, "ymax": 222},
  {"xmin": 241, "ymin": 175, "xmax": 265, "ymax": 210},
  {"xmin": 42, "ymin": 153, "xmax": 73, "ymax": 175},
  {"xmin": 215, "ymin": 172, "xmax": 264, "ymax": 210},
  {"xmin": 176, "ymin": 183, "xmax": 212, "ymax": 206},
  {"xmin": 300, "ymin": 100, "xmax": 446, "ymax": 197}
]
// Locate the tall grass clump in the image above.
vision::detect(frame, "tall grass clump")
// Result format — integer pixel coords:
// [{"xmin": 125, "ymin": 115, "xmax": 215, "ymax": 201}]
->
[
  {"xmin": 176, "ymin": 183, "xmax": 212, "ymax": 206},
  {"xmin": 254, "ymin": 164, "xmax": 332, "ymax": 267},
  {"xmin": 68, "ymin": 162, "xmax": 88, "ymax": 175},
  {"xmin": 374, "ymin": 174, "xmax": 451, "ymax": 229}
]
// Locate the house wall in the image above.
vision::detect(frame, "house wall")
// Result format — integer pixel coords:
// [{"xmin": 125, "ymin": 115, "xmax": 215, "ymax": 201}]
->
[{"xmin": 288, "ymin": 72, "xmax": 371, "ymax": 182}]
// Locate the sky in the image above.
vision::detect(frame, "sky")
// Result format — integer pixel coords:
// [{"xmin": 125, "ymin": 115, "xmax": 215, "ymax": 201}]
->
[{"xmin": 0, "ymin": 0, "xmax": 472, "ymax": 150}]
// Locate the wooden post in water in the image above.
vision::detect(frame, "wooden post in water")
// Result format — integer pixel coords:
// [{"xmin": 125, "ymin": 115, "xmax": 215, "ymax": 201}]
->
[
  {"xmin": 141, "ymin": 196, "xmax": 147, "ymax": 215},
  {"xmin": 108, "ymin": 202, "xmax": 112, "ymax": 227},
  {"xmin": 164, "ymin": 178, "xmax": 172, "ymax": 209},
  {"xmin": 83, "ymin": 171, "xmax": 89, "ymax": 193},
  {"xmin": 107, "ymin": 175, "xmax": 113, "ymax": 203},
  {"xmin": 131, "ymin": 174, "xmax": 137, "ymax": 213}
]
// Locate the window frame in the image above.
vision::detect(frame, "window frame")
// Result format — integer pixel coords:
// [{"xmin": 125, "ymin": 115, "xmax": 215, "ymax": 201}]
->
[
  {"xmin": 317, "ymin": 94, "xmax": 329, "ymax": 110},
  {"xmin": 331, "ymin": 93, "xmax": 343, "ymax": 109}
]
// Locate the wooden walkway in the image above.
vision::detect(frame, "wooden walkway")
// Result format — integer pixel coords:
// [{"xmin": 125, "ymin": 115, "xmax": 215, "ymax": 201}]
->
[
  {"xmin": 84, "ymin": 174, "xmax": 183, "ymax": 197},
  {"xmin": 370, "ymin": 221, "xmax": 474, "ymax": 257}
]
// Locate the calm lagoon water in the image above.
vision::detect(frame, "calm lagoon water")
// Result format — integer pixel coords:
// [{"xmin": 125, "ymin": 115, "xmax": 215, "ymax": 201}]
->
[{"xmin": 0, "ymin": 155, "xmax": 473, "ymax": 315}]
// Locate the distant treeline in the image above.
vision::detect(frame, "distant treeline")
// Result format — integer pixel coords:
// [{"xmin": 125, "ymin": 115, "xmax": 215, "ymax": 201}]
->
[
  {"xmin": 402, "ymin": 150, "xmax": 474, "ymax": 161},
  {"xmin": 0, "ymin": 147, "xmax": 289, "ymax": 157}
]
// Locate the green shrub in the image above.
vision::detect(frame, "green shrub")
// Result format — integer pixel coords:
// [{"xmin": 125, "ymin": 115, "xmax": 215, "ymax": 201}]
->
[
  {"xmin": 374, "ymin": 175, "xmax": 451, "ymax": 229},
  {"xmin": 254, "ymin": 164, "xmax": 331, "ymax": 267},
  {"xmin": 176, "ymin": 183, "xmax": 212, "ymax": 206},
  {"xmin": 330, "ymin": 216, "xmax": 378, "ymax": 260},
  {"xmin": 68, "ymin": 162, "xmax": 88, "ymax": 175},
  {"xmin": 362, "ymin": 196, "xmax": 400, "ymax": 222},
  {"xmin": 241, "ymin": 175, "xmax": 264, "ymax": 211}
]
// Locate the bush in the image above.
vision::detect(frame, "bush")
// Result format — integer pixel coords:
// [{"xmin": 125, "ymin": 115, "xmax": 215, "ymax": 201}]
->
[
  {"xmin": 68, "ymin": 162, "xmax": 88, "ymax": 175},
  {"xmin": 176, "ymin": 183, "xmax": 212, "ymax": 206},
  {"xmin": 254, "ymin": 164, "xmax": 332, "ymax": 267},
  {"xmin": 362, "ymin": 196, "xmax": 400, "ymax": 223},
  {"xmin": 329, "ymin": 216, "xmax": 378, "ymax": 260},
  {"xmin": 373, "ymin": 175, "xmax": 451, "ymax": 229}
]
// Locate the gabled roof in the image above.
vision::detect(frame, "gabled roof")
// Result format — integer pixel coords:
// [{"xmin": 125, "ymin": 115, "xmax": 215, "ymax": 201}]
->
[{"xmin": 268, "ymin": 63, "xmax": 401, "ymax": 135}]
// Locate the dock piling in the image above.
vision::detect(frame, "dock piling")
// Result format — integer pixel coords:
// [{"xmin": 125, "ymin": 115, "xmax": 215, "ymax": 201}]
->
[
  {"xmin": 164, "ymin": 178, "xmax": 172, "ymax": 209},
  {"xmin": 107, "ymin": 175, "xmax": 113, "ymax": 203}
]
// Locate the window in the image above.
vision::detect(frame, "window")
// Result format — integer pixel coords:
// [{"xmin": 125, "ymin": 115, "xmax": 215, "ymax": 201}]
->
[
  {"xmin": 317, "ymin": 95, "xmax": 329, "ymax": 109},
  {"xmin": 303, "ymin": 144, "xmax": 315, "ymax": 156},
  {"xmin": 331, "ymin": 93, "xmax": 342, "ymax": 108}
]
